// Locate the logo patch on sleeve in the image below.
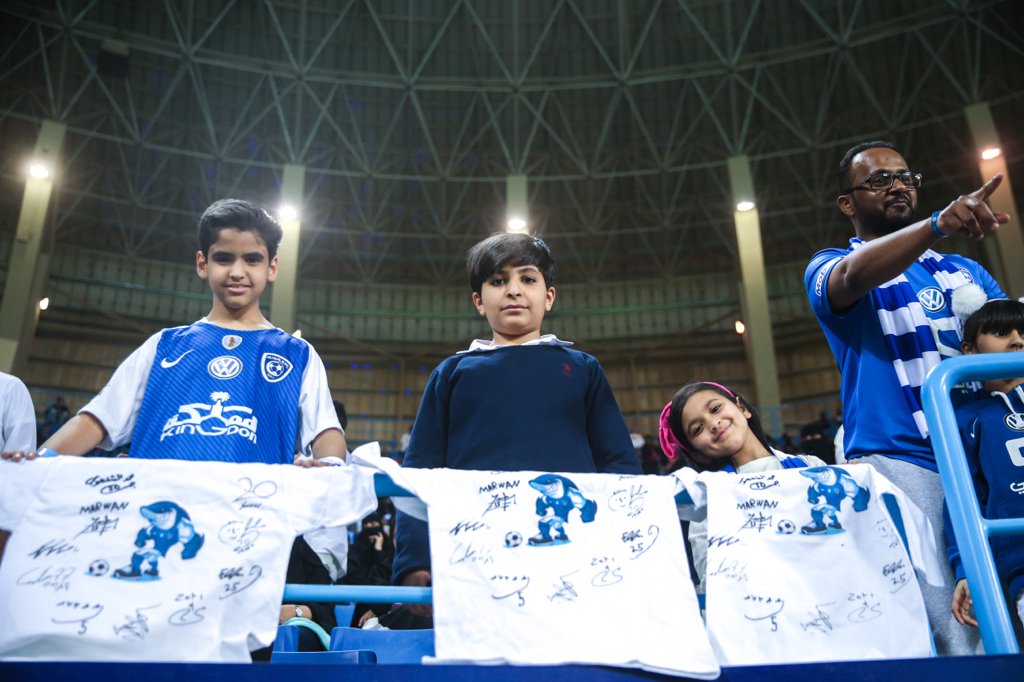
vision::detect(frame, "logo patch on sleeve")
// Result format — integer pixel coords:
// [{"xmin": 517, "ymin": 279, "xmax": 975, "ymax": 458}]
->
[{"xmin": 261, "ymin": 353, "xmax": 294, "ymax": 383}]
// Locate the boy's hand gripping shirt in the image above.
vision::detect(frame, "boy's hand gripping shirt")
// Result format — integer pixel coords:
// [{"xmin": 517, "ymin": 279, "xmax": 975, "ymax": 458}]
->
[
  {"xmin": 0, "ymin": 457, "xmax": 376, "ymax": 661},
  {"xmin": 676, "ymin": 464, "xmax": 943, "ymax": 665},
  {"xmin": 360, "ymin": 450, "xmax": 718, "ymax": 679}
]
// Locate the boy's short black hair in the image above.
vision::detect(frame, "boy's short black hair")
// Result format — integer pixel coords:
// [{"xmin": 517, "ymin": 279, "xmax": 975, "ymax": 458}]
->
[
  {"xmin": 197, "ymin": 199, "xmax": 283, "ymax": 259},
  {"xmin": 466, "ymin": 233, "xmax": 555, "ymax": 294},
  {"xmin": 962, "ymin": 299, "xmax": 1024, "ymax": 349},
  {"xmin": 837, "ymin": 140, "xmax": 897, "ymax": 193}
]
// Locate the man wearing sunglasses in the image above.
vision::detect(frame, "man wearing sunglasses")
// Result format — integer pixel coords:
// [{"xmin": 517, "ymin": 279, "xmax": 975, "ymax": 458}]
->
[{"xmin": 804, "ymin": 140, "xmax": 1010, "ymax": 656}]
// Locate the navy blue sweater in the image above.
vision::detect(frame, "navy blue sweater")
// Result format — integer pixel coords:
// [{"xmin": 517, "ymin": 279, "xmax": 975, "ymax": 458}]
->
[
  {"xmin": 392, "ymin": 344, "xmax": 641, "ymax": 583},
  {"xmin": 945, "ymin": 386, "xmax": 1024, "ymax": 601}
]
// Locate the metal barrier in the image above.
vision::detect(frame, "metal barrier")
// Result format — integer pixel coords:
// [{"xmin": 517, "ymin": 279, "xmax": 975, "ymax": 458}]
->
[{"xmin": 922, "ymin": 352, "xmax": 1024, "ymax": 655}]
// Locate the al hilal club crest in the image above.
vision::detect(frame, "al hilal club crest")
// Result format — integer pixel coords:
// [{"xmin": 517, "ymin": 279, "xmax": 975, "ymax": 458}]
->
[{"xmin": 262, "ymin": 353, "xmax": 294, "ymax": 383}]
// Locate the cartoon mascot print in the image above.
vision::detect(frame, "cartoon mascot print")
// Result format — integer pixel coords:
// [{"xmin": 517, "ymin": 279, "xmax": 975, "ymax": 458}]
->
[
  {"xmin": 113, "ymin": 501, "xmax": 204, "ymax": 580},
  {"xmin": 527, "ymin": 474, "xmax": 597, "ymax": 546},
  {"xmin": 798, "ymin": 467, "xmax": 870, "ymax": 535}
]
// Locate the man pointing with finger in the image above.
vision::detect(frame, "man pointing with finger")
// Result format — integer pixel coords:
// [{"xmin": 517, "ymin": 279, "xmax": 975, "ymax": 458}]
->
[{"xmin": 805, "ymin": 140, "xmax": 1008, "ymax": 655}]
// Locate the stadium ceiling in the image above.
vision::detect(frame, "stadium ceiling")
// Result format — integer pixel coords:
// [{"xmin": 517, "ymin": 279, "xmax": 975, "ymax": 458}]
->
[{"xmin": 1, "ymin": 0, "xmax": 1022, "ymax": 287}]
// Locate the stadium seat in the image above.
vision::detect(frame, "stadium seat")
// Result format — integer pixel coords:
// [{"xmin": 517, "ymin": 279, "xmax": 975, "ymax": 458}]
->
[
  {"xmin": 271, "ymin": 625, "xmax": 300, "ymax": 653},
  {"xmin": 334, "ymin": 602, "xmax": 357, "ymax": 628},
  {"xmin": 270, "ymin": 649, "xmax": 376, "ymax": 664},
  {"xmin": 328, "ymin": 626, "xmax": 434, "ymax": 664}
]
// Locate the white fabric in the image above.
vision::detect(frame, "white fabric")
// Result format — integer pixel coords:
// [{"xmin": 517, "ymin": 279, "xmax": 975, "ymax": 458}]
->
[
  {"xmin": 356, "ymin": 448, "xmax": 718, "ymax": 679},
  {"xmin": 459, "ymin": 333, "xmax": 573, "ymax": 354},
  {"xmin": 685, "ymin": 452, "xmax": 828, "ymax": 592},
  {"xmin": 674, "ymin": 464, "xmax": 942, "ymax": 665},
  {"xmin": 302, "ymin": 526, "xmax": 349, "ymax": 582},
  {"xmin": 834, "ymin": 425, "xmax": 846, "ymax": 464},
  {"xmin": 81, "ymin": 319, "xmax": 340, "ymax": 452},
  {"xmin": 0, "ymin": 371, "xmax": 36, "ymax": 452},
  {"xmin": 0, "ymin": 456, "xmax": 377, "ymax": 661}
]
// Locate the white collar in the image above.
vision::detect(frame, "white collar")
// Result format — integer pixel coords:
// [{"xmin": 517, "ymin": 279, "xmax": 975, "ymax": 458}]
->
[{"xmin": 458, "ymin": 334, "xmax": 574, "ymax": 354}]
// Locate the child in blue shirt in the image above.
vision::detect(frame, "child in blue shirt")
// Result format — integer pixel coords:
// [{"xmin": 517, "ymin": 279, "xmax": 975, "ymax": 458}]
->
[
  {"xmin": 393, "ymin": 233, "xmax": 641, "ymax": 608},
  {"xmin": 946, "ymin": 292, "xmax": 1024, "ymax": 631},
  {"xmin": 2, "ymin": 199, "xmax": 344, "ymax": 463}
]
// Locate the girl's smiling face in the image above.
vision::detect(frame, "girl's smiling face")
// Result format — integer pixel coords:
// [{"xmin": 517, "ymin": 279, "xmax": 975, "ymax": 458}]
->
[{"xmin": 680, "ymin": 390, "xmax": 758, "ymax": 464}]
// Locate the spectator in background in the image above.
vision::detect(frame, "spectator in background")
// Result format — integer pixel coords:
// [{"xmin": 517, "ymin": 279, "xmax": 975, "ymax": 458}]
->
[
  {"xmin": 397, "ymin": 424, "xmax": 412, "ymax": 463},
  {"xmin": 39, "ymin": 394, "xmax": 69, "ymax": 442},
  {"xmin": 637, "ymin": 435, "xmax": 662, "ymax": 475},
  {"xmin": 342, "ymin": 512, "xmax": 396, "ymax": 627},
  {"xmin": 1, "ymin": 372, "xmax": 36, "ymax": 453},
  {"xmin": 0, "ymin": 371, "xmax": 36, "ymax": 562},
  {"xmin": 798, "ymin": 420, "xmax": 837, "ymax": 465}
]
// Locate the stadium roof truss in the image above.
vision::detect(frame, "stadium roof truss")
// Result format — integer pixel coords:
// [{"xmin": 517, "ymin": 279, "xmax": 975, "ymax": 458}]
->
[{"xmin": 0, "ymin": 0, "xmax": 1022, "ymax": 288}]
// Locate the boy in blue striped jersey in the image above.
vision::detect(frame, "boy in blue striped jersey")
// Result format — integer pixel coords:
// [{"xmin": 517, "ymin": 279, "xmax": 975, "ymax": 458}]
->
[{"xmin": 7, "ymin": 199, "xmax": 344, "ymax": 464}]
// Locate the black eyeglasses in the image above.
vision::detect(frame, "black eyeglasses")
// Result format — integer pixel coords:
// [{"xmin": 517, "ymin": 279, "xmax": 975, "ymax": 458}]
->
[{"xmin": 844, "ymin": 170, "xmax": 923, "ymax": 194}]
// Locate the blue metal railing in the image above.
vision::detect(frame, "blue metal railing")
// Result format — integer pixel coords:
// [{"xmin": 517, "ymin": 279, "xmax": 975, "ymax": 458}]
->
[
  {"xmin": 922, "ymin": 352, "xmax": 1024, "ymax": 655},
  {"xmin": 284, "ymin": 473, "xmax": 433, "ymax": 605}
]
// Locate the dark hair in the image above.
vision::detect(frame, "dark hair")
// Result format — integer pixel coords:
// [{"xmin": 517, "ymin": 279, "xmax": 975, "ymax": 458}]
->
[
  {"xmin": 837, "ymin": 140, "xmax": 897, "ymax": 193},
  {"xmin": 666, "ymin": 381, "xmax": 773, "ymax": 472},
  {"xmin": 962, "ymin": 299, "xmax": 1024, "ymax": 349},
  {"xmin": 466, "ymin": 233, "xmax": 555, "ymax": 295},
  {"xmin": 332, "ymin": 400, "xmax": 348, "ymax": 431},
  {"xmin": 197, "ymin": 199, "xmax": 283, "ymax": 259}
]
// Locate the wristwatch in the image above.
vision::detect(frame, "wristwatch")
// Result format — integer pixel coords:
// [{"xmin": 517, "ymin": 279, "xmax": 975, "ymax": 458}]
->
[{"xmin": 294, "ymin": 606, "xmax": 303, "ymax": 618}]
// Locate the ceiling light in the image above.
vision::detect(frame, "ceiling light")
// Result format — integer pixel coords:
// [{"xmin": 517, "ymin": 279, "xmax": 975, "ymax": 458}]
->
[
  {"xmin": 28, "ymin": 163, "xmax": 50, "ymax": 180},
  {"xmin": 980, "ymin": 147, "xmax": 1001, "ymax": 161},
  {"xmin": 734, "ymin": 320, "xmax": 746, "ymax": 334},
  {"xmin": 736, "ymin": 200, "xmax": 755, "ymax": 212},
  {"xmin": 38, "ymin": 297, "xmax": 50, "ymax": 311},
  {"xmin": 278, "ymin": 204, "xmax": 299, "ymax": 221},
  {"xmin": 506, "ymin": 215, "xmax": 527, "ymax": 232}
]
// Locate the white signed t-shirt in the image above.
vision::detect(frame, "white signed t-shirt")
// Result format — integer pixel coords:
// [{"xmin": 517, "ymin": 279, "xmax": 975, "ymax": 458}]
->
[
  {"xmin": 677, "ymin": 464, "xmax": 942, "ymax": 665},
  {"xmin": 0, "ymin": 457, "xmax": 376, "ymax": 661},
  {"xmin": 360, "ymin": 452, "xmax": 719, "ymax": 679}
]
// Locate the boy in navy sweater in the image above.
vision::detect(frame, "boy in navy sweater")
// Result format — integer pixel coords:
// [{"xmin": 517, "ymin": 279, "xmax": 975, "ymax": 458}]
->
[
  {"xmin": 946, "ymin": 294, "xmax": 1024, "ymax": 632},
  {"xmin": 393, "ymin": 233, "xmax": 641, "ymax": 611}
]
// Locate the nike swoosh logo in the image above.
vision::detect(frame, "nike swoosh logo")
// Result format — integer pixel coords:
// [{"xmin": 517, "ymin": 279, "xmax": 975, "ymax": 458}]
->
[{"xmin": 160, "ymin": 350, "xmax": 194, "ymax": 368}]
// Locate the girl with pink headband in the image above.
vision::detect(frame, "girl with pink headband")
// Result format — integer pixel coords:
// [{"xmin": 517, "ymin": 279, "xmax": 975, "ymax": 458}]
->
[{"xmin": 658, "ymin": 381, "xmax": 828, "ymax": 590}]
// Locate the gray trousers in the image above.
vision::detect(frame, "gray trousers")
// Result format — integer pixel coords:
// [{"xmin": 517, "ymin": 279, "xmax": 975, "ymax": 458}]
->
[{"xmin": 858, "ymin": 455, "xmax": 984, "ymax": 656}]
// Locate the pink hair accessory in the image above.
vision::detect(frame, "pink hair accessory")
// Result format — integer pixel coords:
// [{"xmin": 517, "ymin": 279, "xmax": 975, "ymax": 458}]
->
[{"xmin": 658, "ymin": 402, "xmax": 683, "ymax": 459}]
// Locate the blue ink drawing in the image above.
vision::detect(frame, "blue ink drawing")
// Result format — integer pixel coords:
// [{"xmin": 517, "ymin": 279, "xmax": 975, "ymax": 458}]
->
[
  {"xmin": 527, "ymin": 474, "xmax": 596, "ymax": 546},
  {"xmin": 798, "ymin": 467, "xmax": 870, "ymax": 536},
  {"xmin": 113, "ymin": 501, "xmax": 204, "ymax": 580}
]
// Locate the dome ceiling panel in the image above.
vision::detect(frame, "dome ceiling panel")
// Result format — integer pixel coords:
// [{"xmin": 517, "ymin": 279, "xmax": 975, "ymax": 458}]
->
[{"xmin": 0, "ymin": 0, "xmax": 1021, "ymax": 287}]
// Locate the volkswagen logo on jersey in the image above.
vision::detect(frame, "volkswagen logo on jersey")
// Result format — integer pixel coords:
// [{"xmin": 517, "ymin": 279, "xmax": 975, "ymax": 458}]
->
[
  {"xmin": 917, "ymin": 286, "xmax": 946, "ymax": 313},
  {"xmin": 1005, "ymin": 412, "xmax": 1024, "ymax": 432},
  {"xmin": 261, "ymin": 353, "xmax": 294, "ymax": 383},
  {"xmin": 208, "ymin": 355, "xmax": 243, "ymax": 380},
  {"xmin": 222, "ymin": 335, "xmax": 243, "ymax": 349}
]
